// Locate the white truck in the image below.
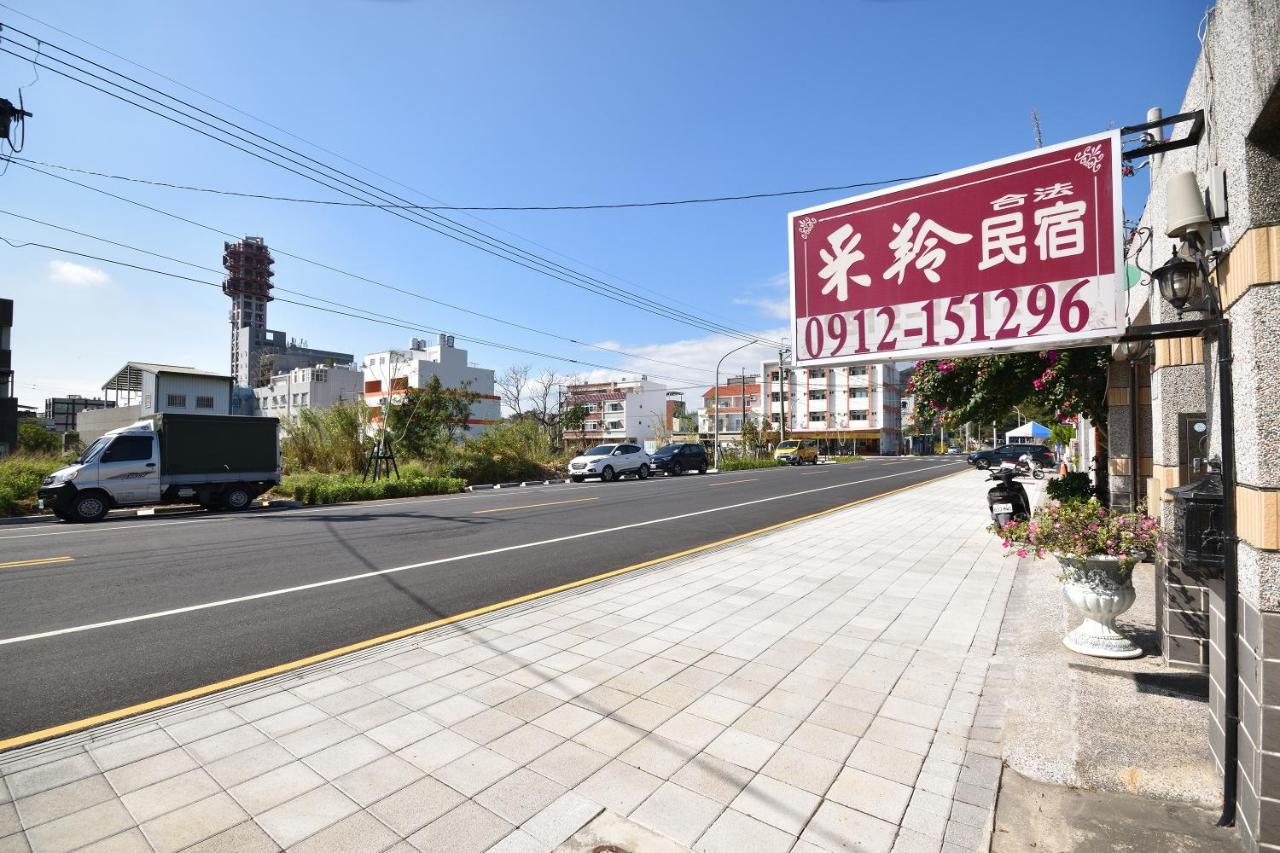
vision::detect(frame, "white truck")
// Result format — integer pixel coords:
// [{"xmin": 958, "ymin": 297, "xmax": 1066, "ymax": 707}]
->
[{"xmin": 38, "ymin": 413, "xmax": 280, "ymax": 522}]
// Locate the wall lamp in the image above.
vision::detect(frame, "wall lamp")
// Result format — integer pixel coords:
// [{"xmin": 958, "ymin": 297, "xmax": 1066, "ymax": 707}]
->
[
  {"xmin": 1153, "ymin": 170, "xmax": 1218, "ymax": 316},
  {"xmin": 1153, "ymin": 248, "xmax": 1207, "ymax": 312}
]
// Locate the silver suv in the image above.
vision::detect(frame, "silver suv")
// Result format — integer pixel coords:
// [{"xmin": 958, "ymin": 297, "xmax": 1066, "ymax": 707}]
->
[{"xmin": 569, "ymin": 443, "xmax": 650, "ymax": 483}]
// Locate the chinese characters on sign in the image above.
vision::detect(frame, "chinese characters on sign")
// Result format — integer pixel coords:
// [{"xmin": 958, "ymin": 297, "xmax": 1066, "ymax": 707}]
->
[{"xmin": 788, "ymin": 133, "xmax": 1123, "ymax": 365}]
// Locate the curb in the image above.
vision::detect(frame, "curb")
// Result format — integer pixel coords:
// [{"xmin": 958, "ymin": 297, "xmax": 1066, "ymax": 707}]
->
[
  {"xmin": 0, "ymin": 499, "xmax": 298, "ymax": 527},
  {"xmin": 467, "ymin": 478, "xmax": 570, "ymax": 492}
]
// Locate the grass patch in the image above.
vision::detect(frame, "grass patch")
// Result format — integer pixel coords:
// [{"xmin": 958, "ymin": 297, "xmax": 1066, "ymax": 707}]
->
[
  {"xmin": 826, "ymin": 455, "xmax": 865, "ymax": 463},
  {"xmin": 0, "ymin": 454, "xmax": 65, "ymax": 516},
  {"xmin": 278, "ymin": 465, "xmax": 465, "ymax": 505},
  {"xmin": 718, "ymin": 457, "xmax": 783, "ymax": 471}
]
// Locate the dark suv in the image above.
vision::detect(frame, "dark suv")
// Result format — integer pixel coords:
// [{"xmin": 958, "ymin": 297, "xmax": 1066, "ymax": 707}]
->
[
  {"xmin": 967, "ymin": 443, "xmax": 1055, "ymax": 469},
  {"xmin": 650, "ymin": 443, "xmax": 708, "ymax": 476}
]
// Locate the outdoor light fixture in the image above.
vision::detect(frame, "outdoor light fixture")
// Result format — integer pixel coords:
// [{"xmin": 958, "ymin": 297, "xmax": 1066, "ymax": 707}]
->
[{"xmin": 1153, "ymin": 248, "xmax": 1204, "ymax": 312}]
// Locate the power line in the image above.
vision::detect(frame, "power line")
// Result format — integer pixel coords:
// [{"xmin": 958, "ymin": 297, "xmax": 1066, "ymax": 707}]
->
[
  {"xmin": 0, "ymin": 236, "xmax": 717, "ymax": 387},
  {"xmin": 0, "ymin": 1, "xmax": 756, "ymax": 328},
  {"xmin": 0, "ymin": 27, "xmax": 776, "ymax": 347},
  {"xmin": 5, "ymin": 156, "xmax": 938, "ymax": 211},
  {"xmin": 0, "ymin": 207, "xmax": 721, "ymax": 378}
]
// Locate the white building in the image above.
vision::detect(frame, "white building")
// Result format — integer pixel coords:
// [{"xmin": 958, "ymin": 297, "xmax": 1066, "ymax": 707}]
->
[
  {"xmin": 79, "ymin": 362, "xmax": 234, "ymax": 444},
  {"xmin": 563, "ymin": 377, "xmax": 673, "ymax": 451},
  {"xmin": 697, "ymin": 376, "xmax": 762, "ymax": 441},
  {"xmin": 254, "ymin": 364, "xmax": 362, "ymax": 421},
  {"xmin": 759, "ymin": 360, "xmax": 902, "ymax": 455},
  {"xmin": 362, "ymin": 336, "xmax": 500, "ymax": 436}
]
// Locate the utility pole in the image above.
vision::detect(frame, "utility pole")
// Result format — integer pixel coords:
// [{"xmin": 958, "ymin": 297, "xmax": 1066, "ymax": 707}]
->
[
  {"xmin": 739, "ymin": 370, "xmax": 747, "ymax": 455},
  {"xmin": 777, "ymin": 347, "xmax": 788, "ymax": 442},
  {"xmin": 714, "ymin": 341, "xmax": 754, "ymax": 469}
]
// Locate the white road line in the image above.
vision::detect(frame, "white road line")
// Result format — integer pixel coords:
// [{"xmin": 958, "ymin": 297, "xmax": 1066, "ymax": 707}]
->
[{"xmin": 0, "ymin": 464, "xmax": 956, "ymax": 646}]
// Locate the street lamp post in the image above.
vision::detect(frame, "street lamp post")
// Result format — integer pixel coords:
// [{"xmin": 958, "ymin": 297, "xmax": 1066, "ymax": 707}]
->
[{"xmin": 714, "ymin": 341, "xmax": 755, "ymax": 469}]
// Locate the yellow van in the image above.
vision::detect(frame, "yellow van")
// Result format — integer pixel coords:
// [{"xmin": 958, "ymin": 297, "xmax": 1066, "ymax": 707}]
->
[{"xmin": 773, "ymin": 439, "xmax": 818, "ymax": 465}]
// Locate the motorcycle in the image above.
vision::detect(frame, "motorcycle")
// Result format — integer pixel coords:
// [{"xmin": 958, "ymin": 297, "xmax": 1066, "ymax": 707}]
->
[{"xmin": 987, "ymin": 465, "xmax": 1031, "ymax": 529}]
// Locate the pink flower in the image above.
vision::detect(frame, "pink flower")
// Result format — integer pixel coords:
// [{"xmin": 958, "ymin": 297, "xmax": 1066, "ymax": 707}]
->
[
  {"xmin": 1033, "ymin": 379, "xmax": 1045, "ymax": 390},
  {"xmin": 1016, "ymin": 548, "xmax": 1028, "ymax": 558}
]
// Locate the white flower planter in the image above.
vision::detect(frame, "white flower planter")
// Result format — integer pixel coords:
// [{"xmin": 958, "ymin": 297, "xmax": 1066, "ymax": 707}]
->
[{"xmin": 1058, "ymin": 555, "xmax": 1142, "ymax": 659}]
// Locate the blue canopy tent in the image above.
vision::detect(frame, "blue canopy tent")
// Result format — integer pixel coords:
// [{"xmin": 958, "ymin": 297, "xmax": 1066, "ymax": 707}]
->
[{"xmin": 1006, "ymin": 421, "xmax": 1051, "ymax": 440}]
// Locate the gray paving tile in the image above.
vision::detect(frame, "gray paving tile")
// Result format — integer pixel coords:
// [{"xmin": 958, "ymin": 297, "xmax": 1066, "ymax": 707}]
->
[
  {"xmin": 695, "ymin": 808, "xmax": 795, "ymax": 853},
  {"xmin": 77, "ymin": 828, "xmax": 152, "ymax": 853},
  {"xmin": 333, "ymin": 753, "xmax": 424, "ymax": 807},
  {"xmin": 121, "ymin": 767, "xmax": 220, "ymax": 823},
  {"xmin": 487, "ymin": 723, "xmax": 563, "ymax": 765},
  {"xmin": 631, "ymin": 780, "xmax": 723, "ymax": 846},
  {"xmin": 303, "ymin": 735, "xmax": 388, "ymax": 781},
  {"xmin": 181, "ymin": 821, "xmax": 279, "ymax": 853},
  {"xmin": 256, "ymin": 785, "xmax": 359, "ymax": 848},
  {"xmin": 474, "ymin": 767, "xmax": 565, "ymax": 825},
  {"xmin": 289, "ymin": 810, "xmax": 398, "ymax": 853},
  {"xmin": 13, "ymin": 773, "xmax": 114, "ymax": 828},
  {"xmin": 575, "ymin": 760, "xmax": 663, "ymax": 816},
  {"xmin": 520, "ymin": 790, "xmax": 603, "ymax": 847},
  {"xmin": 785, "ymin": 721, "xmax": 858, "ymax": 764},
  {"xmin": 761, "ymin": 744, "xmax": 842, "ymax": 796},
  {"xmin": 395, "ymin": 730, "xmax": 478, "ymax": 774},
  {"xmin": 23, "ymin": 798, "xmax": 134, "ymax": 852},
  {"xmin": 5, "ymin": 754, "xmax": 98, "ymax": 800},
  {"xmin": 848, "ymin": 738, "xmax": 924, "ymax": 787},
  {"xmin": 703, "ymin": 728, "xmax": 779, "ymax": 772},
  {"xmin": 228, "ymin": 762, "xmax": 325, "ymax": 815},
  {"xmin": 366, "ymin": 712, "xmax": 440, "ymax": 752},
  {"xmin": 406, "ymin": 801, "xmax": 513, "ymax": 853},
  {"xmin": 731, "ymin": 773, "xmax": 821, "ymax": 836},
  {"xmin": 204, "ymin": 741, "xmax": 294, "ymax": 789},
  {"xmin": 89, "ymin": 730, "xmax": 178, "ymax": 772},
  {"xmin": 368, "ymin": 776, "xmax": 465, "ymax": 836},
  {"xmin": 799, "ymin": 797, "xmax": 897, "ymax": 853},
  {"xmin": 572, "ymin": 718, "xmax": 646, "ymax": 758},
  {"xmin": 827, "ymin": 766, "xmax": 914, "ymax": 824},
  {"xmin": 528, "ymin": 741, "xmax": 609, "ymax": 788},
  {"xmin": 139, "ymin": 792, "xmax": 248, "ymax": 853},
  {"xmin": 432, "ymin": 748, "xmax": 518, "ymax": 798}
]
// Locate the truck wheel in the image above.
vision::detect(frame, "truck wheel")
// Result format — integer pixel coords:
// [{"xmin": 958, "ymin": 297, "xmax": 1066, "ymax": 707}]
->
[
  {"xmin": 222, "ymin": 487, "xmax": 252, "ymax": 511},
  {"xmin": 71, "ymin": 492, "xmax": 109, "ymax": 523}
]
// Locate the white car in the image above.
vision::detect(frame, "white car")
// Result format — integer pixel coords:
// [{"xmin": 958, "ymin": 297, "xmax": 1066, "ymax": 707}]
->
[{"xmin": 569, "ymin": 443, "xmax": 650, "ymax": 483}]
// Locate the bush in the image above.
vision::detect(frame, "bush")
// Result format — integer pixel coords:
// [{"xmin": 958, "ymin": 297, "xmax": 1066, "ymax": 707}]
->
[
  {"xmin": 278, "ymin": 467, "xmax": 465, "ymax": 505},
  {"xmin": 281, "ymin": 403, "xmax": 370, "ymax": 474},
  {"xmin": 17, "ymin": 422, "xmax": 61, "ymax": 455},
  {"xmin": 446, "ymin": 420, "xmax": 565, "ymax": 485},
  {"xmin": 1046, "ymin": 471, "xmax": 1094, "ymax": 503},
  {"xmin": 719, "ymin": 456, "xmax": 781, "ymax": 471},
  {"xmin": 828, "ymin": 455, "xmax": 864, "ymax": 463},
  {"xmin": 997, "ymin": 498, "xmax": 1161, "ymax": 567},
  {"xmin": 0, "ymin": 454, "xmax": 65, "ymax": 516}
]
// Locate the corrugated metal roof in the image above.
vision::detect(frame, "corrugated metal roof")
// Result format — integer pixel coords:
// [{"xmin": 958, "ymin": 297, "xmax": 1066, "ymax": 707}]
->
[{"xmin": 103, "ymin": 362, "xmax": 232, "ymax": 391}]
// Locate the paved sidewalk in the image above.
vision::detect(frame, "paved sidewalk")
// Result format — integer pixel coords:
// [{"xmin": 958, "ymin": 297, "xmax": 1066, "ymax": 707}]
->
[{"xmin": 0, "ymin": 471, "xmax": 1016, "ymax": 853}]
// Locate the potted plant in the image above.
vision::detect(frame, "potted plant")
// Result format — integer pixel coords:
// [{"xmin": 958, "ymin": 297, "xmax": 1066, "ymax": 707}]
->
[{"xmin": 996, "ymin": 500, "xmax": 1161, "ymax": 659}]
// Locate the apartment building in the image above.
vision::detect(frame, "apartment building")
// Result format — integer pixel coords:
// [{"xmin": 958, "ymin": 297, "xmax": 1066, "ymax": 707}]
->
[
  {"xmin": 42, "ymin": 396, "xmax": 115, "ymax": 434},
  {"xmin": 562, "ymin": 377, "xmax": 672, "ymax": 450},
  {"xmin": 760, "ymin": 359, "xmax": 901, "ymax": 455},
  {"xmin": 362, "ymin": 336, "xmax": 499, "ymax": 436},
  {"xmin": 698, "ymin": 376, "xmax": 762, "ymax": 441},
  {"xmin": 254, "ymin": 364, "xmax": 362, "ymax": 421}
]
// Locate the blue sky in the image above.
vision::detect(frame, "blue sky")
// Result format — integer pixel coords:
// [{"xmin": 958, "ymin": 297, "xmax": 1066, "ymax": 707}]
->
[{"xmin": 2, "ymin": 0, "xmax": 1206, "ymax": 408}]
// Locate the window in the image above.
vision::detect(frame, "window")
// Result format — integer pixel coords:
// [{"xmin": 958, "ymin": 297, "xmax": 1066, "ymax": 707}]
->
[
  {"xmin": 606, "ymin": 420, "xmax": 624, "ymax": 431},
  {"xmin": 809, "ymin": 389, "xmax": 827, "ymax": 401},
  {"xmin": 166, "ymin": 394, "xmax": 186, "ymax": 408},
  {"xmin": 196, "ymin": 396, "xmax": 214, "ymax": 409},
  {"xmin": 849, "ymin": 389, "xmax": 868, "ymax": 400},
  {"xmin": 809, "ymin": 412, "xmax": 827, "ymax": 423},
  {"xmin": 770, "ymin": 392, "xmax": 781, "ymax": 402},
  {"xmin": 809, "ymin": 369, "xmax": 827, "ymax": 379},
  {"xmin": 849, "ymin": 409, "xmax": 868, "ymax": 421},
  {"xmin": 300, "ymin": 393, "xmax": 308, "ymax": 406},
  {"xmin": 102, "ymin": 435, "xmax": 153, "ymax": 463},
  {"xmin": 849, "ymin": 366, "xmax": 867, "ymax": 377}
]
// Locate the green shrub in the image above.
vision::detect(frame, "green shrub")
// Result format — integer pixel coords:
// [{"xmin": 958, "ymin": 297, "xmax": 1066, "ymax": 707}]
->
[
  {"xmin": 1046, "ymin": 471, "xmax": 1094, "ymax": 503},
  {"xmin": 0, "ymin": 454, "xmax": 65, "ymax": 516},
  {"xmin": 17, "ymin": 422, "xmax": 61, "ymax": 455},
  {"xmin": 719, "ymin": 456, "xmax": 781, "ymax": 471},
  {"xmin": 277, "ymin": 469, "xmax": 465, "ymax": 504},
  {"xmin": 281, "ymin": 402, "xmax": 370, "ymax": 474},
  {"xmin": 828, "ymin": 455, "xmax": 864, "ymax": 463},
  {"xmin": 446, "ymin": 420, "xmax": 563, "ymax": 485}
]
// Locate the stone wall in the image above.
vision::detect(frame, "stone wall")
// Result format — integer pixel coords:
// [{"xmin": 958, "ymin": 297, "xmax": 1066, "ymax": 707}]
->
[{"xmin": 1120, "ymin": 0, "xmax": 1280, "ymax": 848}]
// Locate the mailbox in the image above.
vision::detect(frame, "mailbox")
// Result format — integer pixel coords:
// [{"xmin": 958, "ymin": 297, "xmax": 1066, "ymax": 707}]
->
[{"xmin": 1166, "ymin": 472, "xmax": 1225, "ymax": 577}]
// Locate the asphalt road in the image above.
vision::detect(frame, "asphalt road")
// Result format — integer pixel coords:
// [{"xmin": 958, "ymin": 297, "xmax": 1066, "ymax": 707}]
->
[{"xmin": 0, "ymin": 457, "xmax": 969, "ymax": 743}]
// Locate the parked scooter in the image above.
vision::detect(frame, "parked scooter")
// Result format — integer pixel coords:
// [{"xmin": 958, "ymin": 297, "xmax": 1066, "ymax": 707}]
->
[
  {"xmin": 987, "ymin": 465, "xmax": 1031, "ymax": 529},
  {"xmin": 1016, "ymin": 453, "xmax": 1046, "ymax": 480}
]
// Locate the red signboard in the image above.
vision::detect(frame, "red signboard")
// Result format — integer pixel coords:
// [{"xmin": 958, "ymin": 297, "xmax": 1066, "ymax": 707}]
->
[{"xmin": 788, "ymin": 131, "xmax": 1124, "ymax": 366}]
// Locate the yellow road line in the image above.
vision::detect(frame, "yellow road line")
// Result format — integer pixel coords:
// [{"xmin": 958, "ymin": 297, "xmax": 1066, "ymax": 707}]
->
[
  {"xmin": 0, "ymin": 556, "xmax": 74, "ymax": 570},
  {"xmin": 709, "ymin": 478, "xmax": 759, "ymax": 487},
  {"xmin": 472, "ymin": 497, "xmax": 598, "ymax": 515},
  {"xmin": 0, "ymin": 466, "xmax": 963, "ymax": 753}
]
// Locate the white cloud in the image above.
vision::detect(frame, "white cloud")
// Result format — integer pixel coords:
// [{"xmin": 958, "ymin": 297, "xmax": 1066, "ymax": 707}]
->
[
  {"xmin": 48, "ymin": 260, "xmax": 110, "ymax": 287},
  {"xmin": 575, "ymin": 328, "xmax": 788, "ymax": 394},
  {"xmin": 732, "ymin": 295, "xmax": 791, "ymax": 320},
  {"xmin": 733, "ymin": 271, "xmax": 791, "ymax": 320}
]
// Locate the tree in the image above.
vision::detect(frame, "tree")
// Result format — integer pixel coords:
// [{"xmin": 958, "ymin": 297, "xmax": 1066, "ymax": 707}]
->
[
  {"xmin": 561, "ymin": 404, "xmax": 588, "ymax": 435},
  {"xmin": 17, "ymin": 422, "xmax": 60, "ymax": 455},
  {"xmin": 739, "ymin": 415, "xmax": 762, "ymax": 458},
  {"xmin": 908, "ymin": 347, "xmax": 1110, "ymax": 446},
  {"xmin": 495, "ymin": 364, "xmax": 531, "ymax": 418},
  {"xmin": 385, "ymin": 376, "xmax": 480, "ymax": 462},
  {"xmin": 281, "ymin": 401, "xmax": 369, "ymax": 473}
]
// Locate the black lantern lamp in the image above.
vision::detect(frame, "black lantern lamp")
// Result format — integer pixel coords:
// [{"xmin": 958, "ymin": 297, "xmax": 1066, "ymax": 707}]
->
[{"xmin": 1153, "ymin": 248, "xmax": 1204, "ymax": 311}]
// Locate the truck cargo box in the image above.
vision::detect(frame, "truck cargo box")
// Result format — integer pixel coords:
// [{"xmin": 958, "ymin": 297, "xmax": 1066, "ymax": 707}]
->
[{"xmin": 151, "ymin": 413, "xmax": 279, "ymax": 476}]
